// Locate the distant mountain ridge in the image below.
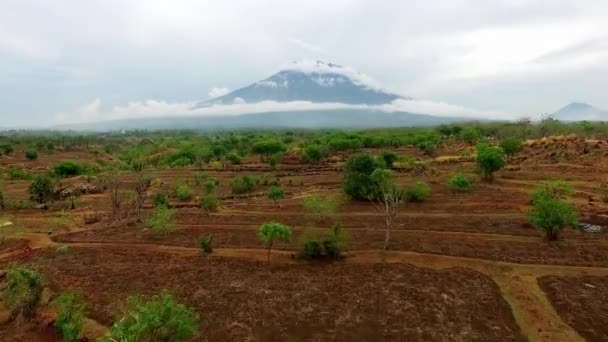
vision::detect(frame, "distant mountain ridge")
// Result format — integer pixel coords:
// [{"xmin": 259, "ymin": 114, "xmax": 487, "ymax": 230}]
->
[
  {"xmin": 197, "ymin": 61, "xmax": 407, "ymax": 106},
  {"xmin": 552, "ymin": 102, "xmax": 608, "ymax": 121}
]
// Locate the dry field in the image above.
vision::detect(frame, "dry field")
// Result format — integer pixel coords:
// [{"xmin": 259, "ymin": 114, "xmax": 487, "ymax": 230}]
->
[{"xmin": 1, "ymin": 136, "xmax": 607, "ymax": 341}]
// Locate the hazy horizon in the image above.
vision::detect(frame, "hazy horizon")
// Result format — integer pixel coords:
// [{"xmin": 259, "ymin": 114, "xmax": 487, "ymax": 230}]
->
[{"xmin": 2, "ymin": 0, "xmax": 608, "ymax": 127}]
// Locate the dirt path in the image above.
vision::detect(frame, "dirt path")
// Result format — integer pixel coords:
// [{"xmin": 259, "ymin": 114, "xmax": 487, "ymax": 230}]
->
[{"xmin": 7, "ymin": 233, "xmax": 606, "ymax": 341}]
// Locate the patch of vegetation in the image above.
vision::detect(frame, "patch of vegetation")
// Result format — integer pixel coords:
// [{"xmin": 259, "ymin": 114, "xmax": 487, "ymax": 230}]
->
[
  {"xmin": 230, "ymin": 175, "xmax": 257, "ymax": 194},
  {"xmin": 302, "ymin": 194, "xmax": 341, "ymax": 224},
  {"xmin": 2, "ymin": 265, "xmax": 43, "ymax": 319},
  {"xmin": 175, "ymin": 182, "xmax": 193, "ymax": 201},
  {"xmin": 56, "ymin": 245, "xmax": 70, "ymax": 254},
  {"xmin": 300, "ymin": 144, "xmax": 327, "ymax": 164},
  {"xmin": 267, "ymin": 186, "xmax": 285, "ymax": 207},
  {"xmin": 47, "ymin": 211, "xmax": 79, "ymax": 231},
  {"xmin": 527, "ymin": 182, "xmax": 578, "ymax": 241},
  {"xmin": 298, "ymin": 223, "xmax": 348, "ymax": 260},
  {"xmin": 476, "ymin": 142, "xmax": 505, "ymax": 180},
  {"xmin": 7, "ymin": 168, "xmax": 33, "ymax": 180},
  {"xmin": 404, "ymin": 181, "xmax": 430, "ymax": 202},
  {"xmin": 53, "ymin": 160, "xmax": 84, "ymax": 177},
  {"xmin": 153, "ymin": 189, "xmax": 169, "ymax": 208},
  {"xmin": 52, "ymin": 292, "xmax": 86, "ymax": 342},
  {"xmin": 225, "ymin": 152, "xmax": 242, "ymax": 165},
  {"xmin": 144, "ymin": 206, "xmax": 176, "ymax": 235},
  {"xmin": 101, "ymin": 291, "xmax": 198, "ymax": 342},
  {"xmin": 380, "ymin": 151, "xmax": 398, "ymax": 168},
  {"xmin": 343, "ymin": 153, "xmax": 383, "ymax": 200},
  {"xmin": 28, "ymin": 174, "xmax": 54, "ymax": 204},
  {"xmin": 448, "ymin": 173, "xmax": 472, "ymax": 192},
  {"xmin": 199, "ymin": 234, "xmax": 213, "ymax": 254},
  {"xmin": 252, "ymin": 139, "xmax": 286, "ymax": 162},
  {"xmin": 24, "ymin": 149, "xmax": 38, "ymax": 160},
  {"xmin": 258, "ymin": 221, "xmax": 291, "ymax": 263},
  {"xmin": 199, "ymin": 194, "xmax": 219, "ymax": 214},
  {"xmin": 499, "ymin": 137, "xmax": 524, "ymax": 158}
]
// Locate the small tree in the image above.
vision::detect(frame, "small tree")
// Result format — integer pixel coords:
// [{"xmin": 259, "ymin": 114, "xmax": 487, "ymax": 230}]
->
[
  {"xmin": 25, "ymin": 149, "xmax": 38, "ymax": 160},
  {"xmin": 499, "ymin": 137, "xmax": 523, "ymax": 159},
  {"xmin": 52, "ymin": 292, "xmax": 86, "ymax": 342},
  {"xmin": 343, "ymin": 153, "xmax": 383, "ymax": 200},
  {"xmin": 267, "ymin": 186, "xmax": 285, "ymax": 207},
  {"xmin": 204, "ymin": 180, "xmax": 217, "ymax": 194},
  {"xmin": 448, "ymin": 173, "xmax": 472, "ymax": 192},
  {"xmin": 476, "ymin": 142, "xmax": 505, "ymax": 180},
  {"xmin": 252, "ymin": 139, "xmax": 286, "ymax": 162},
  {"xmin": 528, "ymin": 194, "xmax": 577, "ymax": 241},
  {"xmin": 225, "ymin": 152, "xmax": 241, "ymax": 165},
  {"xmin": 380, "ymin": 151, "xmax": 398, "ymax": 168},
  {"xmin": 107, "ymin": 172, "xmax": 122, "ymax": 220},
  {"xmin": 132, "ymin": 161, "xmax": 150, "ymax": 221},
  {"xmin": 199, "ymin": 194, "xmax": 219, "ymax": 215},
  {"xmin": 258, "ymin": 222, "xmax": 291, "ymax": 263},
  {"xmin": 175, "ymin": 183, "xmax": 193, "ymax": 202},
  {"xmin": 2, "ymin": 265, "xmax": 43, "ymax": 320},
  {"xmin": 368, "ymin": 169, "xmax": 407, "ymax": 250},
  {"xmin": 28, "ymin": 174, "xmax": 54, "ymax": 204},
  {"xmin": 101, "ymin": 291, "xmax": 198, "ymax": 342}
]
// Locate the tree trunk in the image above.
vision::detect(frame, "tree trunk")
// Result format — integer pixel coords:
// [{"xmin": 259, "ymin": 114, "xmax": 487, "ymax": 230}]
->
[
  {"xmin": 267, "ymin": 243, "xmax": 272, "ymax": 263},
  {"xmin": 384, "ymin": 220, "xmax": 391, "ymax": 250}
]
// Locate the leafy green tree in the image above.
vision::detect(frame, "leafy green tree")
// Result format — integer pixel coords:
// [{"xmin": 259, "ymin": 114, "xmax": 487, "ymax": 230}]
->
[
  {"xmin": 532, "ymin": 180, "xmax": 573, "ymax": 202},
  {"xmin": 28, "ymin": 174, "xmax": 54, "ymax": 204},
  {"xmin": 267, "ymin": 186, "xmax": 285, "ymax": 207},
  {"xmin": 499, "ymin": 137, "xmax": 523, "ymax": 158},
  {"xmin": 52, "ymin": 292, "xmax": 86, "ymax": 342},
  {"xmin": 300, "ymin": 144, "xmax": 327, "ymax": 163},
  {"xmin": 53, "ymin": 160, "xmax": 84, "ymax": 177},
  {"xmin": 258, "ymin": 222, "xmax": 291, "ymax": 263},
  {"xmin": 528, "ymin": 191, "xmax": 577, "ymax": 241},
  {"xmin": 343, "ymin": 153, "xmax": 383, "ymax": 200},
  {"xmin": 252, "ymin": 139, "xmax": 286, "ymax": 162},
  {"xmin": 101, "ymin": 291, "xmax": 198, "ymax": 342},
  {"xmin": 476, "ymin": 142, "xmax": 505, "ymax": 180},
  {"xmin": 380, "ymin": 151, "xmax": 398, "ymax": 168},
  {"xmin": 448, "ymin": 173, "xmax": 472, "ymax": 192},
  {"xmin": 25, "ymin": 149, "xmax": 38, "ymax": 160},
  {"xmin": 225, "ymin": 152, "xmax": 241, "ymax": 165},
  {"xmin": 2, "ymin": 265, "xmax": 43, "ymax": 320}
]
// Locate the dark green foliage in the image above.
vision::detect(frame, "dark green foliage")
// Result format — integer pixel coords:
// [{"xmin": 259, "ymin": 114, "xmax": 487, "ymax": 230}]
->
[
  {"xmin": 53, "ymin": 160, "xmax": 84, "ymax": 177},
  {"xmin": 417, "ymin": 140, "xmax": 436, "ymax": 155},
  {"xmin": 25, "ymin": 149, "xmax": 38, "ymax": 160},
  {"xmin": 28, "ymin": 174, "xmax": 54, "ymax": 204},
  {"xmin": 252, "ymin": 139, "xmax": 286, "ymax": 161},
  {"xmin": 175, "ymin": 183, "xmax": 192, "ymax": 201},
  {"xmin": 267, "ymin": 186, "xmax": 285, "ymax": 205},
  {"xmin": 2, "ymin": 265, "xmax": 43, "ymax": 319},
  {"xmin": 461, "ymin": 128, "xmax": 480, "ymax": 144},
  {"xmin": 404, "ymin": 181, "xmax": 430, "ymax": 202},
  {"xmin": 475, "ymin": 142, "xmax": 505, "ymax": 180},
  {"xmin": 342, "ymin": 153, "xmax": 383, "ymax": 200},
  {"xmin": 380, "ymin": 151, "xmax": 398, "ymax": 168},
  {"xmin": 230, "ymin": 175, "xmax": 257, "ymax": 194},
  {"xmin": 300, "ymin": 144, "xmax": 327, "ymax": 163},
  {"xmin": 499, "ymin": 137, "xmax": 523, "ymax": 157},
  {"xmin": 225, "ymin": 152, "xmax": 241, "ymax": 165},
  {"xmin": 298, "ymin": 223, "xmax": 347, "ymax": 260},
  {"xmin": 199, "ymin": 194, "xmax": 219, "ymax": 214},
  {"xmin": 153, "ymin": 190, "xmax": 169, "ymax": 208},
  {"xmin": 52, "ymin": 292, "xmax": 86, "ymax": 342},
  {"xmin": 199, "ymin": 234, "xmax": 213, "ymax": 254},
  {"xmin": 204, "ymin": 180, "xmax": 217, "ymax": 194},
  {"xmin": 0, "ymin": 144, "xmax": 14, "ymax": 155},
  {"xmin": 269, "ymin": 152, "xmax": 282, "ymax": 168},
  {"xmin": 101, "ymin": 291, "xmax": 198, "ymax": 342},
  {"xmin": 448, "ymin": 173, "xmax": 472, "ymax": 192}
]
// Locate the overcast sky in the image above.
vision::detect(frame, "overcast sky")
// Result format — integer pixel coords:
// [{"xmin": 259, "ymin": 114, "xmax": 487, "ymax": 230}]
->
[{"xmin": 1, "ymin": 0, "xmax": 607, "ymax": 126}]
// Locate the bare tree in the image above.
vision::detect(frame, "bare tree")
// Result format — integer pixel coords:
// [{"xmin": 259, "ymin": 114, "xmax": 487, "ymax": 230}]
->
[
  {"xmin": 369, "ymin": 169, "xmax": 407, "ymax": 250},
  {"xmin": 107, "ymin": 172, "xmax": 122, "ymax": 221},
  {"xmin": 132, "ymin": 162, "xmax": 151, "ymax": 221}
]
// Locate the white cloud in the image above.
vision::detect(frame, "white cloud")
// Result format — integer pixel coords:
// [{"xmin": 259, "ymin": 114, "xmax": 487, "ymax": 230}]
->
[
  {"xmin": 287, "ymin": 38, "xmax": 324, "ymax": 54},
  {"xmin": 208, "ymin": 87, "xmax": 229, "ymax": 98},
  {"xmin": 54, "ymin": 97, "xmax": 509, "ymax": 125}
]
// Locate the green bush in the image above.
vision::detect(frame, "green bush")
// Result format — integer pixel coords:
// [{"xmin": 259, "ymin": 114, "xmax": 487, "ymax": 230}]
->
[
  {"xmin": 153, "ymin": 190, "xmax": 169, "ymax": 208},
  {"xmin": 175, "ymin": 183, "xmax": 193, "ymax": 201},
  {"xmin": 25, "ymin": 149, "xmax": 38, "ymax": 160},
  {"xmin": 258, "ymin": 221, "xmax": 291, "ymax": 262},
  {"xmin": 101, "ymin": 291, "xmax": 198, "ymax": 342},
  {"xmin": 380, "ymin": 151, "xmax": 398, "ymax": 168},
  {"xmin": 405, "ymin": 181, "xmax": 430, "ymax": 202},
  {"xmin": 204, "ymin": 180, "xmax": 217, "ymax": 194},
  {"xmin": 267, "ymin": 186, "xmax": 285, "ymax": 206},
  {"xmin": 225, "ymin": 152, "xmax": 241, "ymax": 165},
  {"xmin": 199, "ymin": 234, "xmax": 213, "ymax": 254},
  {"xmin": 252, "ymin": 139, "xmax": 286, "ymax": 161},
  {"xmin": 476, "ymin": 142, "xmax": 505, "ymax": 180},
  {"xmin": 53, "ymin": 160, "xmax": 84, "ymax": 177},
  {"xmin": 7, "ymin": 168, "xmax": 33, "ymax": 180},
  {"xmin": 230, "ymin": 175, "xmax": 257, "ymax": 194},
  {"xmin": 500, "ymin": 137, "xmax": 523, "ymax": 157},
  {"xmin": 0, "ymin": 144, "xmax": 14, "ymax": 155},
  {"xmin": 199, "ymin": 194, "xmax": 219, "ymax": 214},
  {"xmin": 28, "ymin": 174, "xmax": 54, "ymax": 204},
  {"xmin": 300, "ymin": 145, "xmax": 327, "ymax": 163},
  {"xmin": 531, "ymin": 180, "xmax": 573, "ymax": 202},
  {"xmin": 461, "ymin": 128, "xmax": 480, "ymax": 144},
  {"xmin": 298, "ymin": 223, "xmax": 347, "ymax": 260},
  {"xmin": 52, "ymin": 292, "xmax": 86, "ymax": 342},
  {"xmin": 2, "ymin": 265, "xmax": 43, "ymax": 319},
  {"xmin": 527, "ymin": 190, "xmax": 577, "ymax": 241},
  {"xmin": 448, "ymin": 173, "xmax": 472, "ymax": 192},
  {"xmin": 144, "ymin": 206, "xmax": 176, "ymax": 235},
  {"xmin": 342, "ymin": 153, "xmax": 383, "ymax": 200}
]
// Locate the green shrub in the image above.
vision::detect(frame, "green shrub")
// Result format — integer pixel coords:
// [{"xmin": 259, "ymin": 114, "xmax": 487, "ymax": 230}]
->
[
  {"xmin": 267, "ymin": 186, "xmax": 285, "ymax": 206},
  {"xmin": 53, "ymin": 160, "xmax": 84, "ymax": 177},
  {"xmin": 298, "ymin": 231, "xmax": 323, "ymax": 259},
  {"xmin": 343, "ymin": 153, "xmax": 383, "ymax": 200},
  {"xmin": 144, "ymin": 206, "xmax": 176, "ymax": 235},
  {"xmin": 527, "ymin": 190, "xmax": 577, "ymax": 241},
  {"xmin": 499, "ymin": 137, "xmax": 523, "ymax": 157},
  {"xmin": 199, "ymin": 234, "xmax": 213, "ymax": 254},
  {"xmin": 298, "ymin": 223, "xmax": 347, "ymax": 260},
  {"xmin": 7, "ymin": 168, "xmax": 33, "ymax": 180},
  {"xmin": 199, "ymin": 194, "xmax": 219, "ymax": 214},
  {"xmin": 175, "ymin": 183, "xmax": 193, "ymax": 201},
  {"xmin": 252, "ymin": 139, "xmax": 286, "ymax": 161},
  {"xmin": 380, "ymin": 151, "xmax": 398, "ymax": 168},
  {"xmin": 448, "ymin": 173, "xmax": 472, "ymax": 192},
  {"xmin": 226, "ymin": 152, "xmax": 241, "ymax": 165},
  {"xmin": 461, "ymin": 128, "xmax": 480, "ymax": 144},
  {"xmin": 2, "ymin": 265, "xmax": 43, "ymax": 319},
  {"xmin": 230, "ymin": 175, "xmax": 257, "ymax": 194},
  {"xmin": 101, "ymin": 291, "xmax": 198, "ymax": 342},
  {"xmin": 532, "ymin": 180, "xmax": 573, "ymax": 202},
  {"xmin": 476, "ymin": 142, "xmax": 505, "ymax": 180},
  {"xmin": 153, "ymin": 190, "xmax": 169, "ymax": 208},
  {"xmin": 258, "ymin": 221, "xmax": 291, "ymax": 263},
  {"xmin": 204, "ymin": 180, "xmax": 217, "ymax": 194},
  {"xmin": 417, "ymin": 141, "xmax": 436, "ymax": 155},
  {"xmin": 405, "ymin": 181, "xmax": 430, "ymax": 202},
  {"xmin": 300, "ymin": 145, "xmax": 327, "ymax": 163},
  {"xmin": 28, "ymin": 174, "xmax": 54, "ymax": 204},
  {"xmin": 0, "ymin": 144, "xmax": 14, "ymax": 155},
  {"xmin": 52, "ymin": 292, "xmax": 86, "ymax": 342},
  {"xmin": 25, "ymin": 149, "xmax": 38, "ymax": 160}
]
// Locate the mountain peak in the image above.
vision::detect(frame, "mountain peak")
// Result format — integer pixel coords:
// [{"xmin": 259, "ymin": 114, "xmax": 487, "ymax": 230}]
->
[
  {"xmin": 199, "ymin": 61, "xmax": 406, "ymax": 106},
  {"xmin": 553, "ymin": 102, "xmax": 607, "ymax": 121}
]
